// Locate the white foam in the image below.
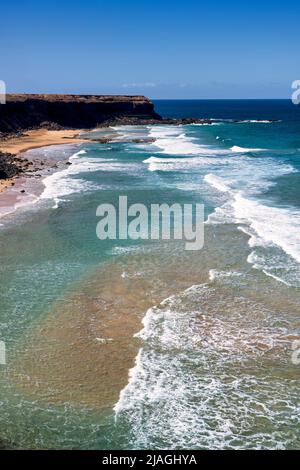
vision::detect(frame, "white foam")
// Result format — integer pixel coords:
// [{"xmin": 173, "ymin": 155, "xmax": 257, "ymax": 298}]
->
[
  {"xmin": 231, "ymin": 145, "xmax": 264, "ymax": 153},
  {"xmin": 233, "ymin": 193, "xmax": 300, "ymax": 263},
  {"xmin": 114, "ymin": 285, "xmax": 299, "ymax": 449},
  {"xmin": 111, "ymin": 245, "xmax": 140, "ymax": 255},
  {"xmin": 209, "ymin": 269, "xmax": 243, "ymax": 282},
  {"xmin": 192, "ymin": 122, "xmax": 223, "ymax": 126},
  {"xmin": 143, "ymin": 156, "xmax": 232, "ymax": 173},
  {"xmin": 237, "ymin": 120, "xmax": 277, "ymax": 124},
  {"xmin": 246, "ymin": 250, "xmax": 298, "ymax": 287},
  {"xmin": 40, "ymin": 166, "xmax": 98, "ymax": 207},
  {"xmin": 148, "ymin": 126, "xmax": 228, "ymax": 156},
  {"xmin": 205, "ymin": 161, "xmax": 300, "ymax": 281},
  {"xmin": 209, "ymin": 191, "xmax": 300, "ymax": 264},
  {"xmin": 39, "ymin": 148, "xmax": 141, "ymax": 206},
  {"xmin": 70, "ymin": 149, "xmax": 87, "ymax": 159},
  {"xmin": 204, "ymin": 174, "xmax": 232, "ymax": 193},
  {"xmin": 39, "ymin": 151, "xmax": 117, "ymax": 206},
  {"xmin": 261, "ymin": 270, "xmax": 292, "ymax": 287}
]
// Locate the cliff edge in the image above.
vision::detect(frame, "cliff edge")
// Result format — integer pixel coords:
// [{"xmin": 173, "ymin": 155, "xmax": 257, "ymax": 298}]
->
[{"xmin": 0, "ymin": 94, "xmax": 162, "ymax": 134}]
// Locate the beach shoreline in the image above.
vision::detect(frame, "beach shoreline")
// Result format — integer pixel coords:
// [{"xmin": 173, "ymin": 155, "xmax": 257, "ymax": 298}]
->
[
  {"xmin": 0, "ymin": 125, "xmax": 157, "ymax": 217},
  {"xmin": 0, "ymin": 128, "xmax": 89, "ymax": 155},
  {"xmin": 0, "ymin": 124, "xmax": 159, "ymax": 206},
  {"xmin": 0, "ymin": 129, "xmax": 91, "ymax": 217}
]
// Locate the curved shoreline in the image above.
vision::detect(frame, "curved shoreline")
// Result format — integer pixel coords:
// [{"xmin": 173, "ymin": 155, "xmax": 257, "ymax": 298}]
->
[{"xmin": 0, "ymin": 139, "xmax": 87, "ymax": 219}]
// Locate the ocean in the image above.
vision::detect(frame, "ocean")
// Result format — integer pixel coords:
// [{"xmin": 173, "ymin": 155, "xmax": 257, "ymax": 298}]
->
[{"xmin": 0, "ymin": 100, "xmax": 299, "ymax": 449}]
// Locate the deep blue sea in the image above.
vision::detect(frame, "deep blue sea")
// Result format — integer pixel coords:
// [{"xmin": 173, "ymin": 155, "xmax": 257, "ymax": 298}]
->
[{"xmin": 0, "ymin": 100, "xmax": 299, "ymax": 449}]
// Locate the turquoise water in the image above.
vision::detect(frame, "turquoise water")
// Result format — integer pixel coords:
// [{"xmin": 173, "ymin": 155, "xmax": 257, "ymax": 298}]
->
[{"xmin": 0, "ymin": 101, "xmax": 299, "ymax": 449}]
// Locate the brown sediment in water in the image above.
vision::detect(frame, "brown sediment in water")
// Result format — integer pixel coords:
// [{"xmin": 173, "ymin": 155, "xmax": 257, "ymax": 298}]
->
[
  {"xmin": 7, "ymin": 227, "xmax": 300, "ymax": 410},
  {"xmin": 8, "ymin": 248, "xmax": 207, "ymax": 409}
]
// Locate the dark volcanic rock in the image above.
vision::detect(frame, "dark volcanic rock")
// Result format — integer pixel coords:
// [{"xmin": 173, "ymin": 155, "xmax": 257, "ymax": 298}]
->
[
  {"xmin": 0, "ymin": 94, "xmax": 162, "ymax": 135},
  {"xmin": 0, "ymin": 151, "xmax": 19, "ymax": 179}
]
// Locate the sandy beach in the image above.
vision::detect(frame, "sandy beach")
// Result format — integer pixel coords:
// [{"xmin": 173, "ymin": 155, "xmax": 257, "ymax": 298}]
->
[
  {"xmin": 0, "ymin": 178, "xmax": 16, "ymax": 194},
  {"xmin": 0, "ymin": 126, "xmax": 151, "ymax": 216},
  {"xmin": 0, "ymin": 129, "xmax": 91, "ymax": 198},
  {"xmin": 0, "ymin": 128, "xmax": 88, "ymax": 155}
]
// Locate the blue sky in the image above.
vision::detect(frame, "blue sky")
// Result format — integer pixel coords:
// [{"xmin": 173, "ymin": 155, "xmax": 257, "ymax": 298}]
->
[{"xmin": 1, "ymin": 0, "xmax": 299, "ymax": 98}]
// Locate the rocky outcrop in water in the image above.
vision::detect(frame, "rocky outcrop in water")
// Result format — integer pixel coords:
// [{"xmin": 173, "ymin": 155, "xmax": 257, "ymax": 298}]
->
[
  {"xmin": 2, "ymin": 94, "xmax": 269, "ymax": 138},
  {"xmin": 96, "ymin": 115, "xmax": 218, "ymax": 127},
  {"xmin": 0, "ymin": 94, "xmax": 162, "ymax": 134}
]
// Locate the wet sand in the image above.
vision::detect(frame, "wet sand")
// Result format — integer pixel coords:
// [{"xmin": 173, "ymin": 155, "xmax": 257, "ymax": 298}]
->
[{"xmin": 0, "ymin": 177, "xmax": 16, "ymax": 194}]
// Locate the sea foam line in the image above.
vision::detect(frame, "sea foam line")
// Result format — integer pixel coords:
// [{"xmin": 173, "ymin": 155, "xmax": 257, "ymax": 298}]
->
[{"xmin": 205, "ymin": 165, "xmax": 300, "ymax": 286}]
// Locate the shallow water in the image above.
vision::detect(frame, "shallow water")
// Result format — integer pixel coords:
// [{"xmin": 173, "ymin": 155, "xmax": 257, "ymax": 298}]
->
[{"xmin": 0, "ymin": 100, "xmax": 299, "ymax": 449}]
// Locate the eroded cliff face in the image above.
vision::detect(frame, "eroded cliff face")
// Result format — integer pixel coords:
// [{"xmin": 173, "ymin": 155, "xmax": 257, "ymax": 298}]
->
[{"xmin": 0, "ymin": 94, "xmax": 162, "ymax": 134}]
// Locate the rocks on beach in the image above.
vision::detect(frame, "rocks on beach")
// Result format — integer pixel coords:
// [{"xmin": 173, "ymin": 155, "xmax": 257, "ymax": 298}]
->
[{"xmin": 0, "ymin": 151, "xmax": 19, "ymax": 180}]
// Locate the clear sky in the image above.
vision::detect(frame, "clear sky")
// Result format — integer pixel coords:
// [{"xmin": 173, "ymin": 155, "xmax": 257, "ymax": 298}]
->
[{"xmin": 1, "ymin": 0, "xmax": 299, "ymax": 98}]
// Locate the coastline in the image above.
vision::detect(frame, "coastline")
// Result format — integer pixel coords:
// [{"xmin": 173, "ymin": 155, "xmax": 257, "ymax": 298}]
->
[
  {"xmin": 0, "ymin": 177, "xmax": 16, "ymax": 194},
  {"xmin": 0, "ymin": 124, "xmax": 158, "ymax": 218},
  {"xmin": 0, "ymin": 111, "xmax": 237, "ymax": 199},
  {"xmin": 0, "ymin": 128, "xmax": 90, "ymax": 155},
  {"xmin": 0, "ymin": 129, "xmax": 90, "ymax": 217},
  {"xmin": 0, "ymin": 100, "xmax": 299, "ymax": 449}
]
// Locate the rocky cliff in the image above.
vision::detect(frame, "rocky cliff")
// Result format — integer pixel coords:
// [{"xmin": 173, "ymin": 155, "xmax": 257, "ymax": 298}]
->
[{"xmin": 0, "ymin": 94, "xmax": 162, "ymax": 134}]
